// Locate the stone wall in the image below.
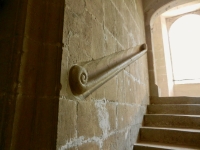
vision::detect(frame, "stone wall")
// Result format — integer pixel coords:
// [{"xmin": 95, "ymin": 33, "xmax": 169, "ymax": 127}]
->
[
  {"xmin": 0, "ymin": 0, "xmax": 64, "ymax": 149},
  {"xmin": 57, "ymin": 0, "xmax": 149, "ymax": 149},
  {"xmin": 151, "ymin": 16, "xmax": 171, "ymax": 96}
]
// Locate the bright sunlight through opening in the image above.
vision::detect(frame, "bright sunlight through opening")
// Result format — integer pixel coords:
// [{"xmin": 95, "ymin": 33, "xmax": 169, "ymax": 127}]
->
[{"xmin": 169, "ymin": 14, "xmax": 200, "ymax": 83}]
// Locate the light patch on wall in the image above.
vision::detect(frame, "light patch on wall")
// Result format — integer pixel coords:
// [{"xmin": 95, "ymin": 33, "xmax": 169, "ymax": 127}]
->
[
  {"xmin": 95, "ymin": 99, "xmax": 110, "ymax": 138},
  {"xmin": 60, "ymin": 136, "xmax": 84, "ymax": 150},
  {"xmin": 125, "ymin": 129, "xmax": 129, "ymax": 140},
  {"xmin": 60, "ymin": 136, "xmax": 103, "ymax": 150}
]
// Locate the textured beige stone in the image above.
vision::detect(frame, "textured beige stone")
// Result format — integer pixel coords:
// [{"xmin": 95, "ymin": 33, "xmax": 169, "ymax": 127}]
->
[
  {"xmin": 85, "ymin": 0, "xmax": 103, "ymax": 23},
  {"xmin": 102, "ymin": 134, "xmax": 117, "ymax": 150},
  {"xmin": 104, "ymin": 0, "xmax": 117, "ymax": 36},
  {"xmin": 104, "ymin": 76, "xmax": 118, "ymax": 101},
  {"xmin": 57, "ymin": 100, "xmax": 77, "ymax": 148},
  {"xmin": 91, "ymin": 19, "xmax": 105, "ymax": 59},
  {"xmin": 106, "ymin": 103, "xmax": 117, "ymax": 131},
  {"xmin": 77, "ymin": 101, "xmax": 102, "ymax": 138},
  {"xmin": 104, "ymin": 29, "xmax": 117, "ymax": 55},
  {"xmin": 78, "ymin": 142, "xmax": 99, "ymax": 150},
  {"xmin": 66, "ymin": 0, "xmax": 85, "ymax": 15},
  {"xmin": 116, "ymin": 71, "xmax": 125, "ymax": 103},
  {"xmin": 117, "ymin": 104, "xmax": 136, "ymax": 130},
  {"xmin": 58, "ymin": 0, "xmax": 149, "ymax": 149}
]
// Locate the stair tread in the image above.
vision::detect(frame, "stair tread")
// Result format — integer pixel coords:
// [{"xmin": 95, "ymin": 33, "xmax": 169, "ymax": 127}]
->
[
  {"xmin": 141, "ymin": 126, "xmax": 200, "ymax": 132},
  {"xmin": 144, "ymin": 114, "xmax": 200, "ymax": 129},
  {"xmin": 147, "ymin": 104, "xmax": 200, "ymax": 115},
  {"xmin": 150, "ymin": 104, "xmax": 200, "ymax": 105},
  {"xmin": 150, "ymin": 97, "xmax": 200, "ymax": 105},
  {"xmin": 145, "ymin": 114, "xmax": 200, "ymax": 117},
  {"xmin": 135, "ymin": 142, "xmax": 200, "ymax": 150},
  {"xmin": 137, "ymin": 97, "xmax": 200, "ymax": 149}
]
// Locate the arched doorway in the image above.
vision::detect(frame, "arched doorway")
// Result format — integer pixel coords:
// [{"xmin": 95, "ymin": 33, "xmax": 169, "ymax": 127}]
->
[{"xmin": 169, "ymin": 14, "xmax": 200, "ymax": 83}]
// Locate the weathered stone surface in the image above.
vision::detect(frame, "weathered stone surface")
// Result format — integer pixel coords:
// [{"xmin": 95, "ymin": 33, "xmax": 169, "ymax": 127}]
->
[
  {"xmin": 58, "ymin": 0, "xmax": 149, "ymax": 149},
  {"xmin": 104, "ymin": 0, "xmax": 117, "ymax": 37},
  {"xmin": 116, "ymin": 71, "xmax": 125, "ymax": 103},
  {"xmin": 78, "ymin": 142, "xmax": 99, "ymax": 150},
  {"xmin": 104, "ymin": 28, "xmax": 117, "ymax": 55},
  {"xmin": 57, "ymin": 99, "xmax": 77, "ymax": 148},
  {"xmin": 117, "ymin": 104, "xmax": 140, "ymax": 130},
  {"xmin": 106, "ymin": 102, "xmax": 117, "ymax": 131},
  {"xmin": 77, "ymin": 101, "xmax": 102, "ymax": 138},
  {"xmin": 104, "ymin": 76, "xmax": 118, "ymax": 101},
  {"xmin": 102, "ymin": 134, "xmax": 118, "ymax": 150},
  {"xmin": 91, "ymin": 19, "xmax": 105, "ymax": 59},
  {"xmin": 66, "ymin": 0, "xmax": 85, "ymax": 15},
  {"xmin": 85, "ymin": 0, "xmax": 103, "ymax": 23}
]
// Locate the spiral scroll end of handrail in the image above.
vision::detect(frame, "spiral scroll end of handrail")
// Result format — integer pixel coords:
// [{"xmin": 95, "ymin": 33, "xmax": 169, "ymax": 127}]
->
[
  {"xmin": 69, "ymin": 64, "xmax": 88, "ymax": 95},
  {"xmin": 140, "ymin": 43, "xmax": 148, "ymax": 51}
]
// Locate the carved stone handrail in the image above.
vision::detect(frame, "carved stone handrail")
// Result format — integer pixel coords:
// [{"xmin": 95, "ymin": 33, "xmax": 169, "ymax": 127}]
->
[{"xmin": 69, "ymin": 43, "xmax": 147, "ymax": 98}]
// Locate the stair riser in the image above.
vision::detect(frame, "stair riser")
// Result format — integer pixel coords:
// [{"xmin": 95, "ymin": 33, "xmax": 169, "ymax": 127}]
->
[
  {"xmin": 139, "ymin": 128, "xmax": 200, "ymax": 147},
  {"xmin": 144, "ymin": 115, "xmax": 200, "ymax": 129},
  {"xmin": 150, "ymin": 97, "xmax": 200, "ymax": 104},
  {"xmin": 148, "ymin": 105, "xmax": 200, "ymax": 115},
  {"xmin": 134, "ymin": 145, "xmax": 171, "ymax": 150}
]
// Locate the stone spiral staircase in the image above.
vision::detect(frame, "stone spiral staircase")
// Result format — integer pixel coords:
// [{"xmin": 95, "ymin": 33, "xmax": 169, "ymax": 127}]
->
[{"xmin": 134, "ymin": 97, "xmax": 200, "ymax": 150}]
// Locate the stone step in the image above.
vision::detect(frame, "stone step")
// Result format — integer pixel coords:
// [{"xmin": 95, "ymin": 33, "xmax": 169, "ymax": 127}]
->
[
  {"xmin": 134, "ymin": 142, "xmax": 200, "ymax": 150},
  {"xmin": 139, "ymin": 127, "xmax": 200, "ymax": 148},
  {"xmin": 150, "ymin": 96, "xmax": 200, "ymax": 104},
  {"xmin": 147, "ymin": 104, "xmax": 200, "ymax": 115},
  {"xmin": 144, "ymin": 114, "xmax": 200, "ymax": 129}
]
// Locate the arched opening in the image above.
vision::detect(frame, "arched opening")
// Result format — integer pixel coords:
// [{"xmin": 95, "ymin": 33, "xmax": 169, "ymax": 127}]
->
[
  {"xmin": 150, "ymin": 1, "xmax": 200, "ymax": 97},
  {"xmin": 169, "ymin": 14, "xmax": 200, "ymax": 83}
]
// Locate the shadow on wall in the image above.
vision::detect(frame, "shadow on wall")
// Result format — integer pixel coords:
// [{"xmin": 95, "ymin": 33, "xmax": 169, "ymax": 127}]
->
[{"xmin": 0, "ymin": 0, "xmax": 4, "ymax": 8}]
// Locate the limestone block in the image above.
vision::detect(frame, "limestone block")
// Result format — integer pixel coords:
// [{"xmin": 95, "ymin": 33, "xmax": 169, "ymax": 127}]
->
[
  {"xmin": 60, "ymin": 48, "xmax": 70, "ymax": 96},
  {"xmin": 78, "ymin": 142, "xmax": 99, "ymax": 150},
  {"xmin": 85, "ymin": 0, "xmax": 103, "ymax": 23},
  {"xmin": 124, "ymin": 0, "xmax": 137, "ymax": 19},
  {"xmin": 91, "ymin": 19, "xmax": 105, "ymax": 59},
  {"xmin": 115, "ymin": 132, "xmax": 127, "ymax": 150},
  {"xmin": 104, "ymin": 28, "xmax": 117, "ymax": 55},
  {"xmin": 111, "ymin": 0, "xmax": 124, "ymax": 13},
  {"xmin": 91, "ymin": 84, "xmax": 106, "ymax": 100},
  {"xmin": 57, "ymin": 99, "xmax": 77, "ymax": 148},
  {"xmin": 77, "ymin": 101, "xmax": 102, "ymax": 138},
  {"xmin": 66, "ymin": 0, "xmax": 85, "ymax": 15},
  {"xmin": 66, "ymin": 147, "xmax": 77, "ymax": 150},
  {"xmin": 117, "ymin": 104, "xmax": 137, "ymax": 130},
  {"xmin": 104, "ymin": 0, "xmax": 116, "ymax": 36},
  {"xmin": 115, "ymin": 13, "xmax": 125, "ymax": 46},
  {"xmin": 121, "ymin": 5, "xmax": 131, "ymax": 31},
  {"xmin": 104, "ymin": 76, "xmax": 118, "ymax": 101},
  {"xmin": 68, "ymin": 34, "xmax": 91, "ymax": 64},
  {"xmin": 102, "ymin": 133, "xmax": 117, "ymax": 150},
  {"xmin": 135, "ymin": 105, "xmax": 146, "ymax": 124},
  {"xmin": 106, "ymin": 102, "xmax": 117, "ymax": 131},
  {"xmin": 124, "ymin": 70, "xmax": 137, "ymax": 104},
  {"xmin": 116, "ymin": 71, "xmax": 125, "ymax": 103},
  {"xmin": 129, "ymin": 124, "xmax": 141, "ymax": 145},
  {"xmin": 63, "ymin": 10, "xmax": 92, "ymax": 42}
]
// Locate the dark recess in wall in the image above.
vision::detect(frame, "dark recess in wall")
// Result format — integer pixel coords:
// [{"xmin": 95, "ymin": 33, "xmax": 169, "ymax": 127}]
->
[{"xmin": 0, "ymin": 0, "xmax": 5, "ymax": 9}]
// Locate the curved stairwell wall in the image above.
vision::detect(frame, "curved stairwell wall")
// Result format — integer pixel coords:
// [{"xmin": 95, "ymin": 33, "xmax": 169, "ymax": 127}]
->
[{"xmin": 57, "ymin": 0, "xmax": 149, "ymax": 149}]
